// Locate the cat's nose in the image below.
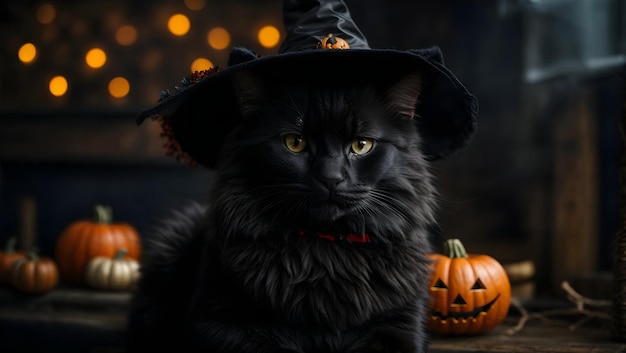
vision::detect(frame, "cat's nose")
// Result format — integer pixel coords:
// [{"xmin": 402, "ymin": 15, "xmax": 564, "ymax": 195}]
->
[
  {"xmin": 318, "ymin": 176, "xmax": 343, "ymax": 191},
  {"xmin": 314, "ymin": 156, "xmax": 345, "ymax": 191}
]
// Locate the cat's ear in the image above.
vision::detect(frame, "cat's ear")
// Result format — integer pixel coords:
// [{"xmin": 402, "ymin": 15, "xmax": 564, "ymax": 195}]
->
[
  {"xmin": 232, "ymin": 71, "xmax": 266, "ymax": 117},
  {"xmin": 384, "ymin": 73, "xmax": 422, "ymax": 120}
]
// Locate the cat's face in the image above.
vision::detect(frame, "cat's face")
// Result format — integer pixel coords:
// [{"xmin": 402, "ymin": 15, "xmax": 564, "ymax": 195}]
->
[{"xmin": 211, "ymin": 72, "xmax": 437, "ymax": 244}]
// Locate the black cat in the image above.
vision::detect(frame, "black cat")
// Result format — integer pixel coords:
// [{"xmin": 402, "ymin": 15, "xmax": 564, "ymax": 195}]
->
[{"xmin": 126, "ymin": 70, "xmax": 437, "ymax": 352}]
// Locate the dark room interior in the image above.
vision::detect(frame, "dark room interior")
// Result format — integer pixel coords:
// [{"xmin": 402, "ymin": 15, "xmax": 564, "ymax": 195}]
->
[{"xmin": 1, "ymin": 0, "xmax": 625, "ymax": 352}]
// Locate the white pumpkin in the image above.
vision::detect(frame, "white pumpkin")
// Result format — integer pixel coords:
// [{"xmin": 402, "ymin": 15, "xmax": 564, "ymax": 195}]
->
[{"xmin": 85, "ymin": 248, "xmax": 140, "ymax": 291}]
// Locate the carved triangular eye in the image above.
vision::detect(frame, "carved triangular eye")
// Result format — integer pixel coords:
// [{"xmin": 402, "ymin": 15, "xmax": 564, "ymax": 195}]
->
[
  {"xmin": 432, "ymin": 278, "xmax": 448, "ymax": 290},
  {"xmin": 471, "ymin": 278, "xmax": 486, "ymax": 290}
]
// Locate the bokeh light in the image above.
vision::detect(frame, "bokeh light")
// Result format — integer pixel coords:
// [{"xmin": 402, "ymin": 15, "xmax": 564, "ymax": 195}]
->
[
  {"xmin": 85, "ymin": 48, "xmax": 107, "ymax": 69},
  {"xmin": 258, "ymin": 25, "xmax": 281, "ymax": 48},
  {"xmin": 49, "ymin": 76, "xmax": 68, "ymax": 97},
  {"xmin": 168, "ymin": 14, "xmax": 190, "ymax": 36},
  {"xmin": 184, "ymin": 0, "xmax": 206, "ymax": 11},
  {"xmin": 115, "ymin": 25, "xmax": 138, "ymax": 46},
  {"xmin": 36, "ymin": 3, "xmax": 56, "ymax": 24},
  {"xmin": 108, "ymin": 77, "xmax": 130, "ymax": 98},
  {"xmin": 18, "ymin": 43, "xmax": 37, "ymax": 64},
  {"xmin": 207, "ymin": 27, "xmax": 231, "ymax": 50},
  {"xmin": 190, "ymin": 58, "xmax": 214, "ymax": 73}
]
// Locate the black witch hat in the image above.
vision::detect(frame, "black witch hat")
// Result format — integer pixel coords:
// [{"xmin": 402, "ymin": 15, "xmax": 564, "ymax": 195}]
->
[{"xmin": 138, "ymin": 0, "xmax": 478, "ymax": 168}]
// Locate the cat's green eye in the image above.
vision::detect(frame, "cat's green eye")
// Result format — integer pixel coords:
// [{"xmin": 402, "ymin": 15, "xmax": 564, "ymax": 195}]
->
[
  {"xmin": 351, "ymin": 138, "xmax": 374, "ymax": 155},
  {"xmin": 284, "ymin": 134, "xmax": 307, "ymax": 153}
]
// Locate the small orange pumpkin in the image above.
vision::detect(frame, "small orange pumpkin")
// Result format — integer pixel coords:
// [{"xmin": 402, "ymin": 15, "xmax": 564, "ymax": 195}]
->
[
  {"xmin": 55, "ymin": 205, "xmax": 141, "ymax": 284},
  {"xmin": 317, "ymin": 33, "xmax": 350, "ymax": 50},
  {"xmin": 427, "ymin": 238, "xmax": 511, "ymax": 335},
  {"xmin": 0, "ymin": 237, "xmax": 26, "ymax": 285},
  {"xmin": 12, "ymin": 251, "xmax": 59, "ymax": 294}
]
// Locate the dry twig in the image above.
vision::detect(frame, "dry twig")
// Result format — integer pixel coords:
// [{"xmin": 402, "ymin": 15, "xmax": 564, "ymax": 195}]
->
[{"xmin": 507, "ymin": 280, "xmax": 611, "ymax": 335}]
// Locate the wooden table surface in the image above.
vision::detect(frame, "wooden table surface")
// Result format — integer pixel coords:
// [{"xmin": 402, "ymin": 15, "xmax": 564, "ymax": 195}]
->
[
  {"xmin": 430, "ymin": 316, "xmax": 625, "ymax": 353},
  {"xmin": 1, "ymin": 286, "xmax": 625, "ymax": 353}
]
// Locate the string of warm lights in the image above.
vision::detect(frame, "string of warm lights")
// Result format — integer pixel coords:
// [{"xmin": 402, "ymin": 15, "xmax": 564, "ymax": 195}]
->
[{"xmin": 14, "ymin": 1, "xmax": 282, "ymax": 104}]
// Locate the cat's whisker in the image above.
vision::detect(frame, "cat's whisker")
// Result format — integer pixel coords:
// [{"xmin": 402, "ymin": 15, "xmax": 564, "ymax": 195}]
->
[
  {"xmin": 216, "ymin": 181, "xmax": 310, "ymax": 236},
  {"xmin": 351, "ymin": 203, "xmax": 378, "ymax": 236},
  {"xmin": 367, "ymin": 190, "xmax": 413, "ymax": 225},
  {"xmin": 374, "ymin": 187, "xmax": 436, "ymax": 225}
]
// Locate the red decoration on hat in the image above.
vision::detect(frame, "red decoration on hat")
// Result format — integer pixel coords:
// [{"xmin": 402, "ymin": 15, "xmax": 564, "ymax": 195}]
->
[
  {"xmin": 158, "ymin": 115, "xmax": 199, "ymax": 167},
  {"xmin": 156, "ymin": 67, "xmax": 221, "ymax": 166}
]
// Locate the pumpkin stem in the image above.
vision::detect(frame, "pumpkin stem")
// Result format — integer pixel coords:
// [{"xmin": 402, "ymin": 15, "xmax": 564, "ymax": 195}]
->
[
  {"xmin": 4, "ymin": 237, "xmax": 17, "ymax": 254},
  {"xmin": 442, "ymin": 238, "xmax": 468, "ymax": 258},
  {"xmin": 114, "ymin": 248, "xmax": 128, "ymax": 260},
  {"xmin": 27, "ymin": 250, "xmax": 40, "ymax": 263},
  {"xmin": 94, "ymin": 205, "xmax": 113, "ymax": 224}
]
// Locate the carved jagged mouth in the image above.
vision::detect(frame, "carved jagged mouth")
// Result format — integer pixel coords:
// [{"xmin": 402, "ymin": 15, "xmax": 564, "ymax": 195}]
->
[{"xmin": 429, "ymin": 294, "xmax": 501, "ymax": 323}]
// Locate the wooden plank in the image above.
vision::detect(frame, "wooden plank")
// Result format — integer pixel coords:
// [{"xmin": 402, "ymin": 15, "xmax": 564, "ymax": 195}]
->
[
  {"xmin": 612, "ymin": 78, "xmax": 626, "ymax": 341},
  {"xmin": 18, "ymin": 195, "xmax": 37, "ymax": 252},
  {"xmin": 551, "ymin": 90, "xmax": 598, "ymax": 291},
  {"xmin": 0, "ymin": 286, "xmax": 131, "ymax": 312},
  {"xmin": 430, "ymin": 317, "xmax": 625, "ymax": 353},
  {"xmin": 0, "ymin": 111, "xmax": 178, "ymax": 165}
]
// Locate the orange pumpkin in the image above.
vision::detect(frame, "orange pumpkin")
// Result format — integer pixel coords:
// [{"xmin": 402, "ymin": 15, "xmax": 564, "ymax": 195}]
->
[
  {"xmin": 0, "ymin": 237, "xmax": 26, "ymax": 285},
  {"xmin": 317, "ymin": 33, "xmax": 350, "ymax": 50},
  {"xmin": 427, "ymin": 238, "xmax": 511, "ymax": 335},
  {"xmin": 54, "ymin": 205, "xmax": 141, "ymax": 284},
  {"xmin": 12, "ymin": 251, "xmax": 59, "ymax": 294}
]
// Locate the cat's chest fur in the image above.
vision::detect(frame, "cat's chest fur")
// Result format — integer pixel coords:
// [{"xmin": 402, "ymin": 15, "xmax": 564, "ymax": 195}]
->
[
  {"xmin": 184, "ymin": 211, "xmax": 431, "ymax": 352},
  {"xmin": 213, "ymin": 230, "xmax": 426, "ymax": 327}
]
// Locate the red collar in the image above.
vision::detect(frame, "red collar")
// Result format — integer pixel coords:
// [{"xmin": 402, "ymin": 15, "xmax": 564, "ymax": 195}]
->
[{"xmin": 298, "ymin": 230, "xmax": 371, "ymax": 244}]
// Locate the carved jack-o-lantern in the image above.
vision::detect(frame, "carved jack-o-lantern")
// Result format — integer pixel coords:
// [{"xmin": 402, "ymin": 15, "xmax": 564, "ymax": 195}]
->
[
  {"xmin": 317, "ymin": 33, "xmax": 350, "ymax": 50},
  {"xmin": 427, "ymin": 238, "xmax": 511, "ymax": 335}
]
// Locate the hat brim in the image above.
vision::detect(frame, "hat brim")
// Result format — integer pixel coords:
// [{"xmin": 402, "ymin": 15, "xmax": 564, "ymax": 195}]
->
[{"xmin": 138, "ymin": 48, "xmax": 478, "ymax": 168}]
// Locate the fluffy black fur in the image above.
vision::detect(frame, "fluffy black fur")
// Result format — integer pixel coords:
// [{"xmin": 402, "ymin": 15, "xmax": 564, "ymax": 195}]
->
[{"xmin": 127, "ymin": 71, "xmax": 437, "ymax": 352}]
